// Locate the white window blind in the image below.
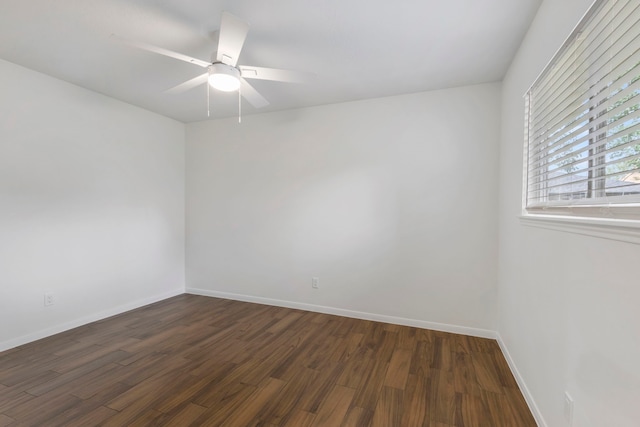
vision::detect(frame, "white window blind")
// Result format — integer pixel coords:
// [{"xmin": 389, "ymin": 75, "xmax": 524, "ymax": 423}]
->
[{"xmin": 525, "ymin": 0, "xmax": 640, "ymax": 218}]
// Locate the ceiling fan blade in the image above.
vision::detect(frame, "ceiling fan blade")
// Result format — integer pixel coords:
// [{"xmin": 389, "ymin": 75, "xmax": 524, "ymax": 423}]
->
[
  {"xmin": 240, "ymin": 79, "xmax": 269, "ymax": 109},
  {"xmin": 239, "ymin": 66, "xmax": 315, "ymax": 83},
  {"xmin": 165, "ymin": 73, "xmax": 209, "ymax": 94},
  {"xmin": 216, "ymin": 12, "xmax": 249, "ymax": 67},
  {"xmin": 111, "ymin": 34, "xmax": 210, "ymax": 68}
]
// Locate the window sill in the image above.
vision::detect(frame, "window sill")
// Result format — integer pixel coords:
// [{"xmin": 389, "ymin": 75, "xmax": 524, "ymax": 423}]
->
[{"xmin": 519, "ymin": 214, "xmax": 640, "ymax": 245}]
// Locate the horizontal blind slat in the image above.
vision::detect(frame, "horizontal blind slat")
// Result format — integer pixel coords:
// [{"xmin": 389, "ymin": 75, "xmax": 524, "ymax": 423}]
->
[
  {"xmin": 527, "ymin": 192, "xmax": 640, "ymax": 207},
  {"xmin": 531, "ymin": 54, "xmax": 640, "ymax": 149},
  {"xmin": 531, "ymin": 0, "xmax": 624, "ymax": 102},
  {"xmin": 528, "ymin": 119, "xmax": 640, "ymax": 177},
  {"xmin": 530, "ymin": 74, "xmax": 640, "ymax": 159},
  {"xmin": 528, "ymin": 100, "xmax": 640, "ymax": 174},
  {"xmin": 525, "ymin": 0, "xmax": 640, "ymax": 208},
  {"xmin": 528, "ymin": 108, "xmax": 640, "ymax": 173},
  {"xmin": 530, "ymin": 180, "xmax": 640, "ymax": 201},
  {"xmin": 531, "ymin": 1, "xmax": 639, "ymax": 118},
  {"xmin": 529, "ymin": 147, "xmax": 640, "ymax": 188},
  {"xmin": 532, "ymin": 26, "xmax": 640, "ymax": 137},
  {"xmin": 527, "ymin": 151, "xmax": 640, "ymax": 191}
]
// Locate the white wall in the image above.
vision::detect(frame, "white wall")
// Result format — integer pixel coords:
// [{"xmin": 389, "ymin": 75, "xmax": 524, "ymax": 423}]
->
[
  {"xmin": 498, "ymin": 1, "xmax": 640, "ymax": 426},
  {"xmin": 0, "ymin": 59, "xmax": 186, "ymax": 350},
  {"xmin": 186, "ymin": 83, "xmax": 501, "ymax": 333}
]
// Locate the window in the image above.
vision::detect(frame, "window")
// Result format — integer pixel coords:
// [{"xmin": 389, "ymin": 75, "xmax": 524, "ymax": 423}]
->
[{"xmin": 524, "ymin": 0, "xmax": 640, "ymax": 221}]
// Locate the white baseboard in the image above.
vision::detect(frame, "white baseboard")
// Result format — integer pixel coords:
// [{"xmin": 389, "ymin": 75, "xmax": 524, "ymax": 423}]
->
[
  {"xmin": 496, "ymin": 333, "xmax": 546, "ymax": 427},
  {"xmin": 186, "ymin": 287, "xmax": 497, "ymax": 339},
  {"xmin": 0, "ymin": 287, "xmax": 184, "ymax": 353}
]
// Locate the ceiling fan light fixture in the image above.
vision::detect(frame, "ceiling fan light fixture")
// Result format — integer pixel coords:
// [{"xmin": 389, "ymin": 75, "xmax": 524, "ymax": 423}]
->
[{"xmin": 208, "ymin": 63, "xmax": 241, "ymax": 92}]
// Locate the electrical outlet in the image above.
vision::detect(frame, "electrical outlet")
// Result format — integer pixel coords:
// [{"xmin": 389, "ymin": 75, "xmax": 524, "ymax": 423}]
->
[
  {"xmin": 44, "ymin": 292, "xmax": 54, "ymax": 306},
  {"xmin": 564, "ymin": 391, "xmax": 574, "ymax": 425},
  {"xmin": 312, "ymin": 277, "xmax": 319, "ymax": 289}
]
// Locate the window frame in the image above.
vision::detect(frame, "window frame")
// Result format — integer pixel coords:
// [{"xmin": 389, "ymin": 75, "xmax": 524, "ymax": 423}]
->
[{"xmin": 521, "ymin": 0, "xmax": 640, "ymax": 238}]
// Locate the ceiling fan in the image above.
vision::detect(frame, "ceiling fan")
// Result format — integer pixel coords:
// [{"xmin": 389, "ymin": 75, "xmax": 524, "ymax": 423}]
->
[{"xmin": 113, "ymin": 11, "xmax": 313, "ymax": 118}]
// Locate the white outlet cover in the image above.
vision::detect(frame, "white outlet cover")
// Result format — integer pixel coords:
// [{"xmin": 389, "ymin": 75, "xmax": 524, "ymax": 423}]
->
[{"xmin": 44, "ymin": 292, "xmax": 54, "ymax": 306}]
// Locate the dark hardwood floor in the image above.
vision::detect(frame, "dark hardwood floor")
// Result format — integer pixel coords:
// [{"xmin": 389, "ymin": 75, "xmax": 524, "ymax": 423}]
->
[{"xmin": 0, "ymin": 294, "xmax": 537, "ymax": 426}]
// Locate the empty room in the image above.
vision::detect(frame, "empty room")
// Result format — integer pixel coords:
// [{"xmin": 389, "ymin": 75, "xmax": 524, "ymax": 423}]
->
[{"xmin": 1, "ymin": 0, "xmax": 639, "ymax": 426}]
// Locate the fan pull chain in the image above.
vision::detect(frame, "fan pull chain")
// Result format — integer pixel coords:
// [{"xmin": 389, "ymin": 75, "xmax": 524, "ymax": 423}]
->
[
  {"xmin": 238, "ymin": 85, "xmax": 242, "ymax": 124},
  {"xmin": 207, "ymin": 83, "xmax": 210, "ymax": 118}
]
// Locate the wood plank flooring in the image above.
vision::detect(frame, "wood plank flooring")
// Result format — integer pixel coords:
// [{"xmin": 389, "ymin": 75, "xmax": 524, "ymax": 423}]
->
[{"xmin": 0, "ymin": 295, "xmax": 537, "ymax": 426}]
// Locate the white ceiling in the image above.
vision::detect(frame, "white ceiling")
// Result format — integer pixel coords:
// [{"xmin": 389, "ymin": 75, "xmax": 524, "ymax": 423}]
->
[{"xmin": 0, "ymin": 0, "xmax": 541, "ymax": 123}]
